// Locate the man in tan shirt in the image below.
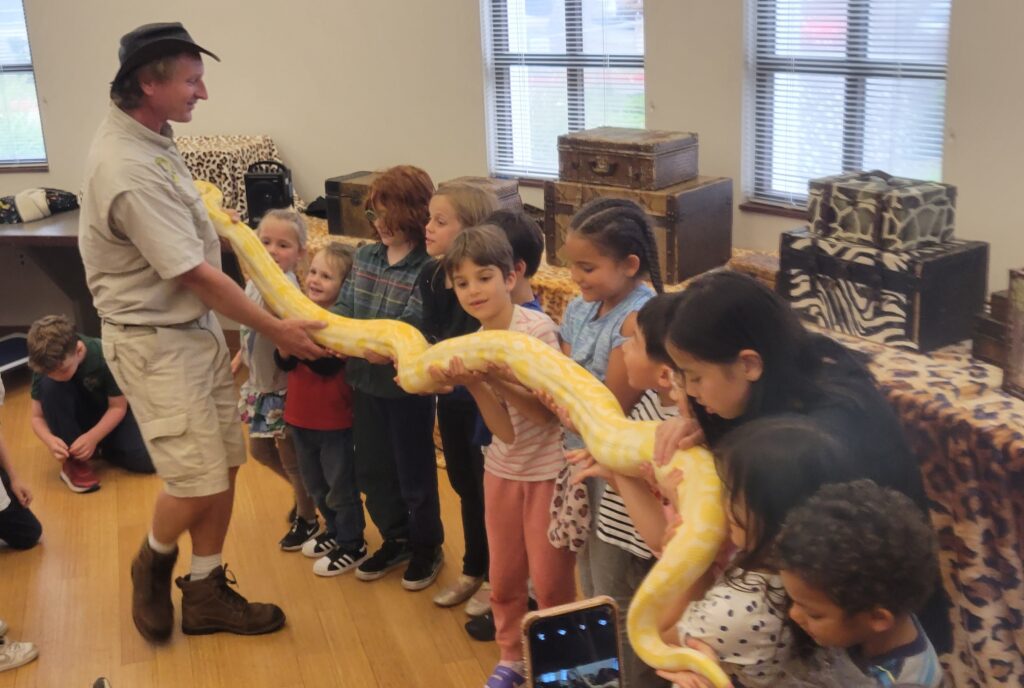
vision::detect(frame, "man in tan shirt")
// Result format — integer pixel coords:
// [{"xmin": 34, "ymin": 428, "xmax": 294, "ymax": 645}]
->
[{"xmin": 79, "ymin": 22, "xmax": 326, "ymax": 641}]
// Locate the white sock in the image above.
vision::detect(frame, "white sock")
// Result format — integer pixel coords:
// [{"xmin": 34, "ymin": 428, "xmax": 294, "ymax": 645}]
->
[
  {"xmin": 148, "ymin": 532, "xmax": 176, "ymax": 554},
  {"xmin": 190, "ymin": 553, "xmax": 223, "ymax": 580}
]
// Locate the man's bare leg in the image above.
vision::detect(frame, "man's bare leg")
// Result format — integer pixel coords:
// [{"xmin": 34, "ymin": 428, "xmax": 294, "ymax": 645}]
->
[
  {"xmin": 186, "ymin": 467, "xmax": 238, "ymax": 556},
  {"xmin": 148, "ymin": 468, "xmax": 238, "ymax": 554}
]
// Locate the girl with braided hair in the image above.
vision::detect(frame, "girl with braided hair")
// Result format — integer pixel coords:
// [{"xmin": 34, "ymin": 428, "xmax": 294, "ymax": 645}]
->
[
  {"xmin": 559, "ymin": 197, "xmax": 664, "ymax": 419},
  {"xmin": 555, "ymin": 198, "xmax": 664, "ymax": 611}
]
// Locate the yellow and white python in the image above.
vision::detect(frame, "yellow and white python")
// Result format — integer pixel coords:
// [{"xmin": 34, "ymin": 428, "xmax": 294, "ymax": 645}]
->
[{"xmin": 197, "ymin": 181, "xmax": 729, "ymax": 687}]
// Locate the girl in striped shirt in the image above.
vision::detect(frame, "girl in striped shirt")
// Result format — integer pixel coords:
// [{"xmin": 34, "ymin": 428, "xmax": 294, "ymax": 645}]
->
[
  {"xmin": 431, "ymin": 225, "xmax": 575, "ymax": 688},
  {"xmin": 568, "ymin": 293, "xmax": 684, "ymax": 688}
]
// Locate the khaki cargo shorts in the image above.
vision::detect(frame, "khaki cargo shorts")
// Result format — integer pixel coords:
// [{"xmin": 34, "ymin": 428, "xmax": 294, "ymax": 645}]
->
[{"xmin": 102, "ymin": 313, "xmax": 246, "ymax": 498}]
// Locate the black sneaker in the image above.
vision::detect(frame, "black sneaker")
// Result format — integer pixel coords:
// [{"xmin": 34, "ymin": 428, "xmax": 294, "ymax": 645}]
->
[
  {"xmin": 401, "ymin": 547, "xmax": 443, "ymax": 591},
  {"xmin": 279, "ymin": 517, "xmax": 320, "ymax": 552},
  {"xmin": 313, "ymin": 543, "xmax": 368, "ymax": 577},
  {"xmin": 301, "ymin": 532, "xmax": 337, "ymax": 559},
  {"xmin": 355, "ymin": 539, "xmax": 412, "ymax": 581},
  {"xmin": 465, "ymin": 598, "xmax": 535, "ymax": 642},
  {"xmin": 465, "ymin": 611, "xmax": 495, "ymax": 642}
]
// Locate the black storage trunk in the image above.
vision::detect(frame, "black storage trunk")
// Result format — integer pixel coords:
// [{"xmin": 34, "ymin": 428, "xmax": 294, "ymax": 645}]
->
[
  {"xmin": 324, "ymin": 170, "xmax": 380, "ymax": 238},
  {"xmin": 778, "ymin": 227, "xmax": 989, "ymax": 353}
]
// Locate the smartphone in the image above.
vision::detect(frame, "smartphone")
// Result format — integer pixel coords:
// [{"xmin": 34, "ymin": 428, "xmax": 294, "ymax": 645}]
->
[{"xmin": 522, "ymin": 596, "xmax": 622, "ymax": 688}]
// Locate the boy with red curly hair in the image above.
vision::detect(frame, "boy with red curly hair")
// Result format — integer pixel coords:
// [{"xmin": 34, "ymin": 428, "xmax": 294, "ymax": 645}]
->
[{"xmin": 330, "ymin": 165, "xmax": 445, "ymax": 590}]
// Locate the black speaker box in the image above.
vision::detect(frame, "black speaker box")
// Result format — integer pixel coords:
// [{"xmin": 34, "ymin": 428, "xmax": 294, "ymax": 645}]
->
[{"xmin": 244, "ymin": 160, "xmax": 293, "ymax": 225}]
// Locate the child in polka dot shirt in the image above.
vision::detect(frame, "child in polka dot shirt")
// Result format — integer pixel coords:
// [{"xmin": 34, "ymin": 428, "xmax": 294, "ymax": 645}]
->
[{"xmin": 657, "ymin": 416, "xmax": 861, "ymax": 688}]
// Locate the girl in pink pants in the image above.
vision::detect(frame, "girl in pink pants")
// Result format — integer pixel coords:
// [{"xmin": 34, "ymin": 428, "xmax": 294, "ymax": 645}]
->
[{"xmin": 432, "ymin": 225, "xmax": 577, "ymax": 688}]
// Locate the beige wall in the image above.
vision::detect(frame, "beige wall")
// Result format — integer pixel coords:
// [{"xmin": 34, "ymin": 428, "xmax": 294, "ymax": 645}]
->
[
  {"xmin": 942, "ymin": 0, "xmax": 1024, "ymax": 291},
  {"xmin": 645, "ymin": 0, "xmax": 797, "ymax": 252},
  {"xmin": 3, "ymin": 0, "xmax": 1022, "ymax": 328}
]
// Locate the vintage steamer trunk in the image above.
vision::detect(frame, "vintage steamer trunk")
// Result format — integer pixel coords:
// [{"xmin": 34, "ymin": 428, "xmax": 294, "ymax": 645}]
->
[
  {"xmin": 807, "ymin": 171, "xmax": 956, "ymax": 251},
  {"xmin": 1004, "ymin": 270, "xmax": 1024, "ymax": 400},
  {"xmin": 973, "ymin": 314, "xmax": 1008, "ymax": 367},
  {"xmin": 324, "ymin": 171, "xmax": 380, "ymax": 237},
  {"xmin": 544, "ymin": 176, "xmax": 732, "ymax": 284},
  {"xmin": 445, "ymin": 176, "xmax": 524, "ymax": 212},
  {"xmin": 778, "ymin": 227, "xmax": 989, "ymax": 353},
  {"xmin": 972, "ymin": 290, "xmax": 1010, "ymax": 367},
  {"xmin": 557, "ymin": 127, "xmax": 699, "ymax": 190},
  {"xmin": 990, "ymin": 289, "xmax": 1010, "ymax": 322}
]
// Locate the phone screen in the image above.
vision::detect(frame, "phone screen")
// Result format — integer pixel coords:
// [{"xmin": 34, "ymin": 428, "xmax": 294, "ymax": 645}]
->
[{"xmin": 526, "ymin": 603, "xmax": 621, "ymax": 687}]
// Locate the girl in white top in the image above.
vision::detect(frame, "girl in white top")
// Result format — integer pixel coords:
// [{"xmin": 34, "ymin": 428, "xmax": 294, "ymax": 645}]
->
[
  {"xmin": 657, "ymin": 416, "xmax": 863, "ymax": 688},
  {"xmin": 431, "ymin": 226, "xmax": 576, "ymax": 688},
  {"xmin": 230, "ymin": 209, "xmax": 319, "ymax": 551}
]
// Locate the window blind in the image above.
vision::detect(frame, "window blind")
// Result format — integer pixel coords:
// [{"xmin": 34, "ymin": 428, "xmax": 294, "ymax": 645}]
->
[
  {"xmin": 0, "ymin": 0, "xmax": 46, "ymax": 165},
  {"xmin": 744, "ymin": 0, "xmax": 951, "ymax": 207},
  {"xmin": 482, "ymin": 0, "xmax": 645, "ymax": 179}
]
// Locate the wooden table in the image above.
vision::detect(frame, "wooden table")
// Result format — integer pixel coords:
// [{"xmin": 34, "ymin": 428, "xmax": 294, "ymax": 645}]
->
[
  {"xmin": 0, "ymin": 210, "xmax": 244, "ymax": 337},
  {"xmin": 0, "ymin": 210, "xmax": 100, "ymax": 336}
]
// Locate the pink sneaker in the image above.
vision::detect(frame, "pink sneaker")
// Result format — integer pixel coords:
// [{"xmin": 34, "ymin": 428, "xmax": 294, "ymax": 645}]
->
[{"xmin": 60, "ymin": 460, "xmax": 100, "ymax": 494}]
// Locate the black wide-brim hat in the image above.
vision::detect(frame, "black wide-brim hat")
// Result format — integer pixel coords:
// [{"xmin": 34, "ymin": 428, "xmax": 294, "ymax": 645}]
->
[{"xmin": 113, "ymin": 22, "xmax": 219, "ymax": 85}]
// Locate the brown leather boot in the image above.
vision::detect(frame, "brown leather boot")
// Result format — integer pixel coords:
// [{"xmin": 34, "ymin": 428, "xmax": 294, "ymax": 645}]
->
[
  {"xmin": 177, "ymin": 565, "xmax": 285, "ymax": 635},
  {"xmin": 130, "ymin": 538, "xmax": 178, "ymax": 642}
]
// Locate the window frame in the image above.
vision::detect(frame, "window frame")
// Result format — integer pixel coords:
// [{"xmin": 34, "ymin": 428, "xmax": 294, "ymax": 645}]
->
[
  {"xmin": 484, "ymin": 0, "xmax": 645, "ymax": 180},
  {"xmin": 0, "ymin": 0, "xmax": 48, "ymax": 171},
  {"xmin": 748, "ymin": 0, "xmax": 948, "ymax": 207}
]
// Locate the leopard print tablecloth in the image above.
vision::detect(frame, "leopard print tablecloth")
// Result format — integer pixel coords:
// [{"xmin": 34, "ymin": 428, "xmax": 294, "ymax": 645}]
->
[
  {"xmin": 830, "ymin": 334, "xmax": 1024, "ymax": 688},
  {"xmin": 305, "ymin": 219, "xmax": 1022, "ymax": 686},
  {"xmin": 177, "ymin": 135, "xmax": 291, "ymax": 223}
]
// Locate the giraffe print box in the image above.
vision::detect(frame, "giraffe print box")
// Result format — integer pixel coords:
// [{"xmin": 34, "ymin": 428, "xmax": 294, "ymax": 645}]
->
[
  {"xmin": 807, "ymin": 171, "xmax": 957, "ymax": 251},
  {"xmin": 778, "ymin": 227, "xmax": 988, "ymax": 353}
]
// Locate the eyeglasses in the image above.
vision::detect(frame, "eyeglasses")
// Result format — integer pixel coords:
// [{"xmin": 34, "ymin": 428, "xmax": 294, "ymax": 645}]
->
[{"xmin": 365, "ymin": 208, "xmax": 384, "ymax": 225}]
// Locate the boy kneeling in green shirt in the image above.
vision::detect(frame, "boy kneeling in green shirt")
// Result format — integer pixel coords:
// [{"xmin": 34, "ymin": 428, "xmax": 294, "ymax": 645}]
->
[{"xmin": 27, "ymin": 315, "xmax": 154, "ymax": 493}]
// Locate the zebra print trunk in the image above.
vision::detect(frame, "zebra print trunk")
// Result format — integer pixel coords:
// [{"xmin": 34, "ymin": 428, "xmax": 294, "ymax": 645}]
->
[{"xmin": 778, "ymin": 228, "xmax": 989, "ymax": 353}]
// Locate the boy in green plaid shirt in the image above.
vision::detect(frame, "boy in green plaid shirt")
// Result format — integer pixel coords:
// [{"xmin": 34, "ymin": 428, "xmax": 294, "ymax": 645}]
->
[{"xmin": 329, "ymin": 165, "xmax": 445, "ymax": 590}]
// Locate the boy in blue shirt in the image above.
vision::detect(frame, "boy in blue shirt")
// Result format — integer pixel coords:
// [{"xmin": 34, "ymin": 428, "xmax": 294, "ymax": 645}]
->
[
  {"xmin": 486, "ymin": 209, "xmax": 545, "ymax": 312},
  {"xmin": 777, "ymin": 479, "xmax": 950, "ymax": 688}
]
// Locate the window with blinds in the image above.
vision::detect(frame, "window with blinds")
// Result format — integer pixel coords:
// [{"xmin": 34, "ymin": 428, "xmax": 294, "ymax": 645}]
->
[
  {"xmin": 481, "ymin": 0, "xmax": 645, "ymax": 179},
  {"xmin": 745, "ymin": 0, "xmax": 951, "ymax": 208},
  {"xmin": 0, "ymin": 0, "xmax": 46, "ymax": 166}
]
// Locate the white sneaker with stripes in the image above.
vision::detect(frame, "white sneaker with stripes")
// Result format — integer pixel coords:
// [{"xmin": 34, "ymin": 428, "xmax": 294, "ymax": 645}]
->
[
  {"xmin": 313, "ymin": 543, "xmax": 368, "ymax": 577},
  {"xmin": 301, "ymin": 533, "xmax": 338, "ymax": 559}
]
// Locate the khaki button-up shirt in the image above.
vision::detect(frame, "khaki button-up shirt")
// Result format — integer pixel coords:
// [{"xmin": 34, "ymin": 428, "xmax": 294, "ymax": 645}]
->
[{"xmin": 79, "ymin": 103, "xmax": 220, "ymax": 326}]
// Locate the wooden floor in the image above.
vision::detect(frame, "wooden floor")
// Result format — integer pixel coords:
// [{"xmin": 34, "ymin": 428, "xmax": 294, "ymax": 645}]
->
[{"xmin": 0, "ymin": 367, "xmax": 499, "ymax": 688}]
